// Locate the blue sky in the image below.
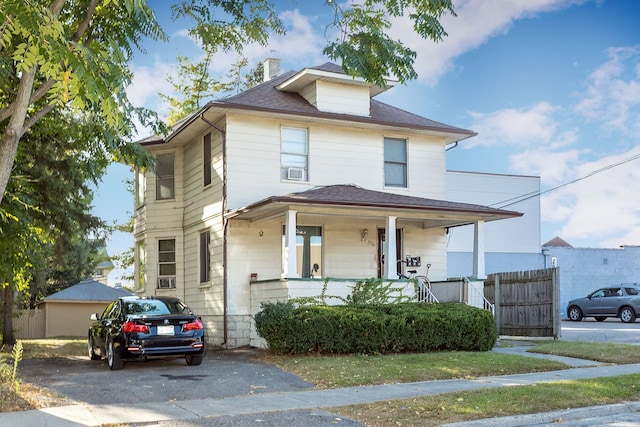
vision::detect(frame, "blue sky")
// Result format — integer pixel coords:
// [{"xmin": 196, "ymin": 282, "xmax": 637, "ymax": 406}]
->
[{"xmin": 94, "ymin": 0, "xmax": 640, "ymax": 285}]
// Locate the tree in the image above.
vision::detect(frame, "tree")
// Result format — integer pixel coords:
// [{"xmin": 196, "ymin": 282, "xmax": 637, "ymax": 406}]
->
[
  {"xmin": 1, "ymin": 110, "xmax": 110, "ymax": 345},
  {"xmin": 1, "ymin": 0, "xmax": 455, "ymax": 204},
  {"xmin": 160, "ymin": 55, "xmax": 264, "ymax": 125},
  {"xmin": 159, "ymin": 52, "xmax": 227, "ymax": 125},
  {"xmin": 0, "ymin": 0, "xmax": 455, "ymax": 344}
]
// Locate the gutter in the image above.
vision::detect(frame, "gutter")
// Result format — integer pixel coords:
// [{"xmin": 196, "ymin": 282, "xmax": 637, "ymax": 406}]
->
[{"xmin": 200, "ymin": 113, "xmax": 228, "ymax": 348}]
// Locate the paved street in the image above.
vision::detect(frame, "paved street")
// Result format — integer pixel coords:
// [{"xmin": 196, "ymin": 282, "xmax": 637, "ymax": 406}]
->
[{"xmin": 560, "ymin": 318, "xmax": 640, "ymax": 344}]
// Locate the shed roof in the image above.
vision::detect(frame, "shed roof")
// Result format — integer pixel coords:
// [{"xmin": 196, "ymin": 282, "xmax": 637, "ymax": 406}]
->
[
  {"xmin": 44, "ymin": 279, "xmax": 132, "ymax": 302},
  {"xmin": 542, "ymin": 236, "xmax": 573, "ymax": 248}
]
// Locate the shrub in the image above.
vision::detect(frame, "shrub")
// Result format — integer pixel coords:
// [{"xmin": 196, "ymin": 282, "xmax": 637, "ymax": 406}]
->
[{"xmin": 254, "ymin": 302, "xmax": 497, "ymax": 354}]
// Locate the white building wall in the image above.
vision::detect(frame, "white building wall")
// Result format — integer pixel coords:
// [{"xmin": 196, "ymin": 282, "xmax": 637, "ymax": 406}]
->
[
  {"xmin": 445, "ymin": 171, "xmax": 540, "ymax": 253},
  {"xmin": 225, "ymin": 115, "xmax": 447, "ymax": 210},
  {"xmin": 312, "ymin": 80, "xmax": 370, "ymax": 116}
]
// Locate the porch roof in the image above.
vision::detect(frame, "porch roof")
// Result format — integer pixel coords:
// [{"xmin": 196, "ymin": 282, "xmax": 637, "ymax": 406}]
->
[{"xmin": 226, "ymin": 184, "xmax": 522, "ymax": 229}]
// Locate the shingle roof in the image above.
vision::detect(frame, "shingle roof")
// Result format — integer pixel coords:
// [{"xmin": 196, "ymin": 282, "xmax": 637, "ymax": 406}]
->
[
  {"xmin": 244, "ymin": 184, "xmax": 522, "ymax": 218},
  {"xmin": 542, "ymin": 236, "xmax": 573, "ymax": 247},
  {"xmin": 205, "ymin": 62, "xmax": 475, "ymax": 137},
  {"xmin": 44, "ymin": 279, "xmax": 132, "ymax": 302}
]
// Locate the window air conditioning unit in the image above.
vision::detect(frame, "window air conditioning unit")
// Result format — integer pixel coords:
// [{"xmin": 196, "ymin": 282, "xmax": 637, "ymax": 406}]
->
[
  {"xmin": 287, "ymin": 167, "xmax": 305, "ymax": 181},
  {"xmin": 158, "ymin": 277, "xmax": 176, "ymax": 289}
]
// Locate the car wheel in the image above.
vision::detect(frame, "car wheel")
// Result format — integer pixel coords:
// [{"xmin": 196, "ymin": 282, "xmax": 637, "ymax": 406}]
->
[
  {"xmin": 185, "ymin": 354, "xmax": 203, "ymax": 366},
  {"xmin": 594, "ymin": 316, "xmax": 607, "ymax": 322},
  {"xmin": 568, "ymin": 306, "xmax": 583, "ymax": 321},
  {"xmin": 619, "ymin": 307, "xmax": 636, "ymax": 323},
  {"xmin": 88, "ymin": 335, "xmax": 101, "ymax": 360},
  {"xmin": 107, "ymin": 339, "xmax": 125, "ymax": 370}
]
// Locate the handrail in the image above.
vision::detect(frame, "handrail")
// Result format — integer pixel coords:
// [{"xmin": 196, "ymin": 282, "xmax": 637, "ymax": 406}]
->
[
  {"xmin": 464, "ymin": 277, "xmax": 494, "ymax": 315},
  {"xmin": 416, "ymin": 277, "xmax": 439, "ymax": 303}
]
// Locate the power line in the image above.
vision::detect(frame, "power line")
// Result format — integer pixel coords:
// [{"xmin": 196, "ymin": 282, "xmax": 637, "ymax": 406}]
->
[{"xmin": 490, "ymin": 151, "xmax": 640, "ymax": 209}]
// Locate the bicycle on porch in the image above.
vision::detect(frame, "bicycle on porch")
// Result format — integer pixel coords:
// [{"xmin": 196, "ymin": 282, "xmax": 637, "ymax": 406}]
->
[{"xmin": 397, "ymin": 256, "xmax": 438, "ymax": 303}]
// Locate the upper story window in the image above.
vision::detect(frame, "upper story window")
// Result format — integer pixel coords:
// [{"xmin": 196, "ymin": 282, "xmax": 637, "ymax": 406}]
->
[
  {"xmin": 384, "ymin": 137, "xmax": 407, "ymax": 188},
  {"xmin": 156, "ymin": 153, "xmax": 175, "ymax": 200},
  {"xmin": 135, "ymin": 168, "xmax": 145, "ymax": 207},
  {"xmin": 281, "ymin": 127, "xmax": 308, "ymax": 181},
  {"xmin": 203, "ymin": 133, "xmax": 212, "ymax": 187}
]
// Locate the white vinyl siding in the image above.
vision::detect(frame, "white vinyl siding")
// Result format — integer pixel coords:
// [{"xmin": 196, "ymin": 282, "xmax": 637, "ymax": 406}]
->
[
  {"xmin": 224, "ymin": 116, "xmax": 446, "ymax": 210},
  {"xmin": 300, "ymin": 80, "xmax": 370, "ymax": 116}
]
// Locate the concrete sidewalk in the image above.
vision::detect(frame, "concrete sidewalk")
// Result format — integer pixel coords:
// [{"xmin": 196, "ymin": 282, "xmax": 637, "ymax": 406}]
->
[{"xmin": 2, "ymin": 353, "xmax": 640, "ymax": 427}]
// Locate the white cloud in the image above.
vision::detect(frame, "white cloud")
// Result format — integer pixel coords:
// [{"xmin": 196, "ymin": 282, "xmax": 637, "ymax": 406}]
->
[
  {"xmin": 544, "ymin": 147, "xmax": 640, "ymax": 246},
  {"xmin": 389, "ymin": 0, "xmax": 588, "ymax": 86},
  {"xmin": 510, "ymin": 147, "xmax": 585, "ymax": 184},
  {"xmin": 573, "ymin": 46, "xmax": 640, "ymax": 136},
  {"xmin": 465, "ymin": 102, "xmax": 560, "ymax": 148},
  {"xmin": 246, "ymin": 9, "xmax": 327, "ymax": 71}
]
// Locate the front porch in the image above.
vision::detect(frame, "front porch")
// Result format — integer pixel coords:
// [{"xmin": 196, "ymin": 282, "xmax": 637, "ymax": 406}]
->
[{"xmin": 248, "ymin": 277, "xmax": 492, "ymax": 347}]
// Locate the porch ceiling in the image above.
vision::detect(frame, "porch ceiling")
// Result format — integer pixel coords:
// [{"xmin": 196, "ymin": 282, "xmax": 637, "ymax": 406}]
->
[{"xmin": 226, "ymin": 184, "xmax": 522, "ymax": 229}]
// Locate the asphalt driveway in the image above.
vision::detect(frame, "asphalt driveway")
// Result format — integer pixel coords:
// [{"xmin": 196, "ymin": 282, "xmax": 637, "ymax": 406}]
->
[{"xmin": 18, "ymin": 347, "xmax": 313, "ymax": 406}]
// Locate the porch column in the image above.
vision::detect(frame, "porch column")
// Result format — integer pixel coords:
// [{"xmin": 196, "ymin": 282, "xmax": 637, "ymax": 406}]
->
[
  {"xmin": 283, "ymin": 210, "xmax": 299, "ymax": 278},
  {"xmin": 472, "ymin": 219, "xmax": 487, "ymax": 280},
  {"xmin": 384, "ymin": 216, "xmax": 398, "ymax": 279}
]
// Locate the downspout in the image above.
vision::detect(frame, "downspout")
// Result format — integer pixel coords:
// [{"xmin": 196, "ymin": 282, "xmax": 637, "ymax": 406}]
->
[
  {"xmin": 200, "ymin": 114, "xmax": 228, "ymax": 347},
  {"xmin": 445, "ymin": 141, "xmax": 459, "ymax": 151}
]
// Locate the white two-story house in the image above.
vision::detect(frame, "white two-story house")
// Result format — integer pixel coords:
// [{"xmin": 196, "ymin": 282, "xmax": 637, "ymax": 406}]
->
[{"xmin": 133, "ymin": 60, "xmax": 522, "ymax": 348}]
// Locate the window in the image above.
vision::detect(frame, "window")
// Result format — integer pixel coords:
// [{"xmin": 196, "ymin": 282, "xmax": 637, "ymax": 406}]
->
[
  {"xmin": 136, "ymin": 242, "xmax": 145, "ymax": 291},
  {"xmin": 156, "ymin": 153, "xmax": 175, "ymax": 200},
  {"xmin": 282, "ymin": 225, "xmax": 322, "ymax": 278},
  {"xmin": 158, "ymin": 239, "xmax": 176, "ymax": 289},
  {"xmin": 384, "ymin": 137, "xmax": 407, "ymax": 187},
  {"xmin": 199, "ymin": 230, "xmax": 210, "ymax": 283},
  {"xmin": 281, "ymin": 127, "xmax": 308, "ymax": 181},
  {"xmin": 203, "ymin": 133, "xmax": 212, "ymax": 186},
  {"xmin": 135, "ymin": 168, "xmax": 145, "ymax": 206}
]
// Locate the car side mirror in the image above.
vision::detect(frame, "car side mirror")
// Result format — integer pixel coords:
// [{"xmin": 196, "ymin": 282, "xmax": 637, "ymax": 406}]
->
[{"xmin": 90, "ymin": 313, "xmax": 100, "ymax": 321}]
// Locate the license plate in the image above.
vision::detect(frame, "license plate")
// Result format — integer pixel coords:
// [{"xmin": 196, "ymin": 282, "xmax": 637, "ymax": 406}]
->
[{"xmin": 157, "ymin": 325, "xmax": 174, "ymax": 335}]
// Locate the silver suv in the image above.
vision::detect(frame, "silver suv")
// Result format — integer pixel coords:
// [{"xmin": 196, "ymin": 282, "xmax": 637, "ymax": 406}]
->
[{"xmin": 567, "ymin": 285, "xmax": 640, "ymax": 323}]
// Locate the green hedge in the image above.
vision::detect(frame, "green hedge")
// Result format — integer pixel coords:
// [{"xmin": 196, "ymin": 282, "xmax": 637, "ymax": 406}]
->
[{"xmin": 254, "ymin": 302, "xmax": 497, "ymax": 354}]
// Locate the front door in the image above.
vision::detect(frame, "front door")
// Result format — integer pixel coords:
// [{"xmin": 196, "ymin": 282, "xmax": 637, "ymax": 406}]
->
[{"xmin": 377, "ymin": 228, "xmax": 402, "ymax": 278}]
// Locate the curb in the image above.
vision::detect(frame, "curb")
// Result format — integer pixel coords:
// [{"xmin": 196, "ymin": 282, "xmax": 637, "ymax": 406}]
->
[{"xmin": 440, "ymin": 401, "xmax": 640, "ymax": 427}]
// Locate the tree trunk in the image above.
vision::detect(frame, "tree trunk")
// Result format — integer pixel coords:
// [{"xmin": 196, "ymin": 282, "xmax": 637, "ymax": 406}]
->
[
  {"xmin": 1, "ymin": 286, "xmax": 15, "ymax": 346},
  {"xmin": 0, "ymin": 65, "xmax": 38, "ymax": 205}
]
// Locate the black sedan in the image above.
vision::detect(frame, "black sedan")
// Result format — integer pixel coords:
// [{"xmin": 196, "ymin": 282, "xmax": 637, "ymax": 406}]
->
[
  {"xmin": 88, "ymin": 295, "xmax": 205, "ymax": 370},
  {"xmin": 566, "ymin": 285, "xmax": 640, "ymax": 323}
]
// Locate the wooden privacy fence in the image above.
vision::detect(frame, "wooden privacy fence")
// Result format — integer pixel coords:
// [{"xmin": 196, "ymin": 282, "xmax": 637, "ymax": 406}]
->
[
  {"xmin": 14, "ymin": 308, "xmax": 46, "ymax": 339},
  {"xmin": 484, "ymin": 268, "xmax": 560, "ymax": 338}
]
